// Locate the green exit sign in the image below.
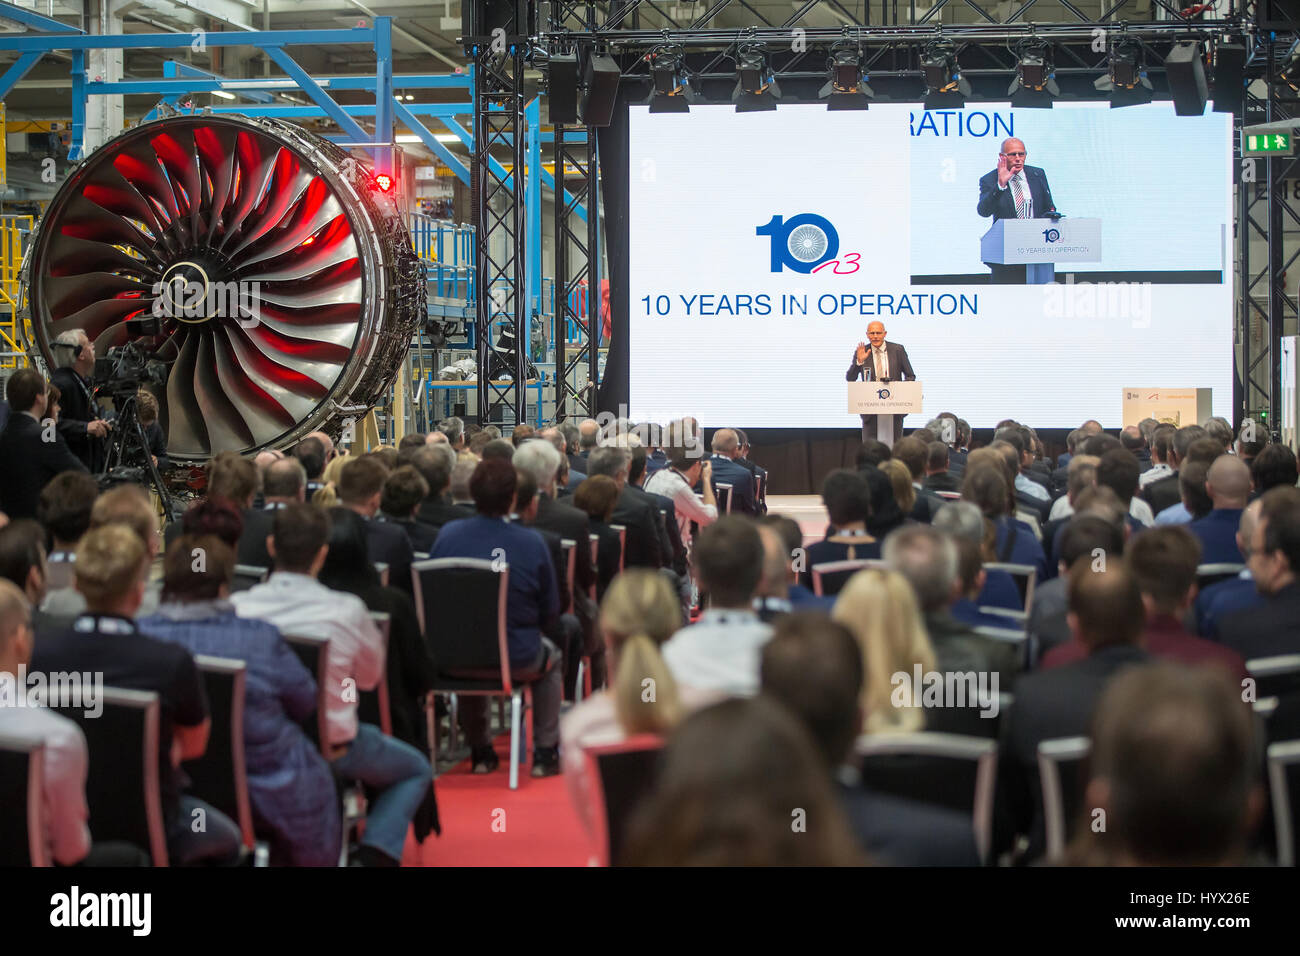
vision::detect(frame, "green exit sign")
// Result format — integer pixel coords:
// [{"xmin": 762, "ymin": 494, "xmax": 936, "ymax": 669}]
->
[{"xmin": 1244, "ymin": 131, "xmax": 1294, "ymax": 156}]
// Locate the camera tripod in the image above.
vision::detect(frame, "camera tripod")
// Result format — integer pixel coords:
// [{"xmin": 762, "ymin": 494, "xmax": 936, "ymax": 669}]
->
[{"xmin": 100, "ymin": 392, "xmax": 174, "ymax": 518}]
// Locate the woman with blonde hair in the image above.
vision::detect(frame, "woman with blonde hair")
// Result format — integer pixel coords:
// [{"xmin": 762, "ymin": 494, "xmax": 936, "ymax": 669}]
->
[
  {"xmin": 832, "ymin": 568, "xmax": 936, "ymax": 733},
  {"xmin": 879, "ymin": 459, "xmax": 916, "ymax": 516},
  {"xmin": 561, "ymin": 569, "xmax": 687, "ymax": 852},
  {"xmin": 311, "ymin": 450, "xmax": 351, "ymax": 508}
]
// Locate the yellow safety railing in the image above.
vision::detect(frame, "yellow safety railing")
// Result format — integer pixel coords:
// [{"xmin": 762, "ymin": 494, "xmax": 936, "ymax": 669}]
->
[{"xmin": 0, "ymin": 215, "xmax": 33, "ymax": 368}]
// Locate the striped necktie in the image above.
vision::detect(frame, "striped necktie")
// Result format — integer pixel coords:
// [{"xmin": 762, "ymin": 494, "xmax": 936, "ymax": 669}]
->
[{"xmin": 1010, "ymin": 174, "xmax": 1029, "ymax": 218}]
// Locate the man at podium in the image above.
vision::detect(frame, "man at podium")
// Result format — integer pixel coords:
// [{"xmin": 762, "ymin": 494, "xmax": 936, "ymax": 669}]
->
[
  {"xmin": 977, "ymin": 137, "xmax": 1057, "ymax": 284},
  {"xmin": 845, "ymin": 321, "xmax": 916, "ymax": 444}
]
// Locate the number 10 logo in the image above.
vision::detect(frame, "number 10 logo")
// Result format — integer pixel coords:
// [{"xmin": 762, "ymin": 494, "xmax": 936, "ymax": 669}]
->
[{"xmin": 756, "ymin": 213, "xmax": 839, "ymax": 273}]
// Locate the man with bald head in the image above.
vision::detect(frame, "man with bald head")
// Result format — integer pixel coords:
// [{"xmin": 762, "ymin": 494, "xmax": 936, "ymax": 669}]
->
[
  {"xmin": 1189, "ymin": 455, "xmax": 1252, "ymax": 564},
  {"xmin": 305, "ymin": 429, "xmax": 335, "ymax": 464},
  {"xmin": 845, "ymin": 320, "xmax": 917, "ymax": 444},
  {"xmin": 237, "ymin": 456, "xmax": 308, "ymax": 567},
  {"xmin": 708, "ymin": 428, "xmax": 758, "ymax": 516},
  {"xmin": 1195, "ymin": 497, "xmax": 1266, "ymax": 638},
  {"xmin": 977, "ymin": 137, "xmax": 1057, "ymax": 283},
  {"xmin": 576, "ymin": 418, "xmax": 600, "ymax": 460}
]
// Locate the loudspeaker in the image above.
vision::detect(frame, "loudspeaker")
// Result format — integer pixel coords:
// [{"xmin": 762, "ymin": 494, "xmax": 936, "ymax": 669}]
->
[
  {"xmin": 581, "ymin": 54, "xmax": 621, "ymax": 128},
  {"xmin": 549, "ymin": 54, "xmax": 580, "ymax": 125},
  {"xmin": 463, "ymin": 0, "xmax": 524, "ymax": 39},
  {"xmin": 1166, "ymin": 41, "xmax": 1208, "ymax": 117},
  {"xmin": 1212, "ymin": 42, "xmax": 1246, "ymax": 114}
]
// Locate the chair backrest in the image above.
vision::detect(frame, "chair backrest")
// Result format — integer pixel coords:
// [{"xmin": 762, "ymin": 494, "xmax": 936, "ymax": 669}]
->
[
  {"xmin": 1248, "ymin": 655, "xmax": 1300, "ymax": 700},
  {"xmin": 810, "ymin": 559, "xmax": 889, "ymax": 597},
  {"xmin": 1037, "ymin": 736, "xmax": 1092, "ymax": 861},
  {"xmin": 754, "ymin": 473, "xmax": 765, "ymax": 505},
  {"xmin": 358, "ymin": 612, "xmax": 393, "ymax": 735},
  {"xmin": 583, "ymin": 735, "xmax": 664, "ymax": 866},
  {"xmin": 232, "ymin": 564, "xmax": 269, "ymax": 593},
  {"xmin": 1014, "ymin": 509, "xmax": 1043, "ymax": 540},
  {"xmin": 1268, "ymin": 739, "xmax": 1300, "ymax": 866},
  {"xmin": 48, "ymin": 688, "xmax": 168, "ymax": 866},
  {"xmin": 282, "ymin": 633, "xmax": 331, "ymax": 754},
  {"xmin": 413, "ymin": 558, "xmax": 514, "ymax": 690},
  {"xmin": 373, "ymin": 562, "xmax": 390, "ymax": 587},
  {"xmin": 609, "ymin": 524, "xmax": 627, "ymax": 572},
  {"xmin": 856, "ymin": 732, "xmax": 998, "ymax": 864},
  {"xmin": 1197, "ymin": 562, "xmax": 1246, "ymax": 591},
  {"xmin": 588, "ymin": 534, "xmax": 600, "ymax": 601},
  {"xmin": 982, "ymin": 562, "xmax": 1036, "ymax": 617},
  {"xmin": 0, "ymin": 736, "xmax": 48, "ymax": 866},
  {"xmin": 560, "ymin": 539, "xmax": 576, "ymax": 615},
  {"xmin": 715, "ymin": 482, "xmax": 733, "ymax": 514},
  {"xmin": 185, "ymin": 656, "xmax": 255, "ymax": 850}
]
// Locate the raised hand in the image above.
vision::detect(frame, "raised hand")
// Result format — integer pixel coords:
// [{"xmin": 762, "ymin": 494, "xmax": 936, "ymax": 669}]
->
[
  {"xmin": 997, "ymin": 152, "xmax": 1012, "ymax": 188},
  {"xmin": 855, "ymin": 341, "xmax": 868, "ymax": 364}
]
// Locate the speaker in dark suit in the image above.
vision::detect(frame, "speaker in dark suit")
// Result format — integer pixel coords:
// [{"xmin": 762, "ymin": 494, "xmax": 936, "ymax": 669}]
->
[
  {"xmin": 845, "ymin": 322, "xmax": 917, "ymax": 445},
  {"xmin": 977, "ymin": 138, "xmax": 1057, "ymax": 284}
]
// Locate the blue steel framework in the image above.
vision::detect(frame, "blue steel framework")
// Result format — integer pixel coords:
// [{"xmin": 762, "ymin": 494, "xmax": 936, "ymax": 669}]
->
[{"xmin": 0, "ymin": 1, "xmax": 597, "ymax": 428}]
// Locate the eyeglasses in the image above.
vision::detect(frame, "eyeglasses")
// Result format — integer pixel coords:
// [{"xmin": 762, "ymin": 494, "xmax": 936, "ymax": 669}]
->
[{"xmin": 1002, "ymin": 151, "xmax": 1026, "ymax": 157}]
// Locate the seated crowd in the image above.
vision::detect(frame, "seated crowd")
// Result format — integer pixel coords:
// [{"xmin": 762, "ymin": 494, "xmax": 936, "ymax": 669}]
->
[{"xmin": 1, "ymin": 394, "xmax": 1298, "ymax": 867}]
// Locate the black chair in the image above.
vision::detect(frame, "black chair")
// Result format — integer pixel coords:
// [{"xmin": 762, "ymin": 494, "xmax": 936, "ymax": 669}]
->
[
  {"xmin": 1268, "ymin": 739, "xmax": 1300, "ymax": 867},
  {"xmin": 1037, "ymin": 736, "xmax": 1091, "ymax": 861},
  {"xmin": 414, "ymin": 557, "xmax": 549, "ymax": 789},
  {"xmin": 608, "ymin": 524, "xmax": 627, "ymax": 573},
  {"xmin": 185, "ymin": 655, "xmax": 260, "ymax": 858},
  {"xmin": 49, "ymin": 688, "xmax": 168, "ymax": 866},
  {"xmin": 715, "ymin": 483, "xmax": 733, "ymax": 515},
  {"xmin": 358, "ymin": 612, "xmax": 393, "ymax": 736},
  {"xmin": 1197, "ymin": 562, "xmax": 1247, "ymax": 592},
  {"xmin": 283, "ymin": 633, "xmax": 331, "ymax": 756},
  {"xmin": 856, "ymin": 732, "xmax": 998, "ymax": 864},
  {"xmin": 583, "ymin": 735, "xmax": 664, "ymax": 866},
  {"xmin": 373, "ymin": 562, "xmax": 390, "ymax": 587},
  {"xmin": 1248, "ymin": 655, "xmax": 1300, "ymax": 700},
  {"xmin": 980, "ymin": 562, "xmax": 1036, "ymax": 623},
  {"xmin": 810, "ymin": 559, "xmax": 887, "ymax": 598},
  {"xmin": 232, "ymin": 564, "xmax": 269, "ymax": 593},
  {"xmin": 0, "ymin": 736, "xmax": 49, "ymax": 866}
]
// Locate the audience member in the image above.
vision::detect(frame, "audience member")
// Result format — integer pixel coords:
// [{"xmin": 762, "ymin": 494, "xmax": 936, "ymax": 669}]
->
[
  {"xmin": 0, "ymin": 369, "xmax": 87, "ymax": 520},
  {"xmin": 338, "ymin": 456, "xmax": 414, "ymax": 594},
  {"xmin": 961, "ymin": 462, "xmax": 1048, "ymax": 583},
  {"xmin": 1251, "ymin": 442, "xmax": 1299, "ymax": 494},
  {"xmin": 236, "ymin": 457, "xmax": 307, "ymax": 568},
  {"xmin": 995, "ymin": 561, "xmax": 1148, "ymax": 862},
  {"xmin": 760, "ymin": 612, "xmax": 980, "ymax": 865},
  {"xmin": 32, "ymin": 525, "xmax": 243, "ymax": 864},
  {"xmin": 1217, "ymin": 486, "xmax": 1300, "ymax": 659},
  {"xmin": 585, "ymin": 446, "xmax": 668, "ymax": 570},
  {"xmin": 1196, "ymin": 498, "xmax": 1265, "ymax": 639},
  {"xmin": 922, "ymin": 441, "xmax": 960, "ymax": 493},
  {"xmin": 1188, "ymin": 455, "xmax": 1251, "ymax": 564},
  {"xmin": 378, "ymin": 465, "xmax": 437, "ymax": 553},
  {"xmin": 706, "ymin": 429, "xmax": 758, "ymax": 516},
  {"xmin": 137, "ymin": 534, "xmax": 341, "ymax": 865},
  {"xmin": 620, "ymin": 696, "xmax": 862, "ymax": 866},
  {"xmin": 429, "ymin": 460, "xmax": 564, "ymax": 776},
  {"xmin": 1027, "ymin": 514, "xmax": 1125, "ymax": 662},
  {"xmin": 801, "ymin": 470, "xmax": 879, "ymax": 591},
  {"xmin": 37, "ymin": 471, "xmax": 99, "ymax": 592},
  {"xmin": 1071, "ymin": 663, "xmax": 1261, "ymax": 865},
  {"xmin": 1143, "ymin": 425, "xmax": 1207, "ymax": 516},
  {"xmin": 231, "ymin": 503, "xmax": 428, "ymax": 865},
  {"xmin": 1139, "ymin": 423, "xmax": 1176, "ymax": 489},
  {"xmin": 408, "ymin": 444, "xmax": 473, "ymax": 532},
  {"xmin": 662, "ymin": 517, "xmax": 771, "ymax": 696},
  {"xmin": 753, "ymin": 515, "xmax": 834, "ymax": 618}
]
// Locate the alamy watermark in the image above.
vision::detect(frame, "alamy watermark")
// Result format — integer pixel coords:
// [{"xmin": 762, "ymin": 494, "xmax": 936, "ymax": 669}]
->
[
  {"xmin": 0, "ymin": 665, "xmax": 103, "ymax": 718},
  {"xmin": 151, "ymin": 270, "xmax": 261, "ymax": 328},
  {"xmin": 890, "ymin": 664, "xmax": 1000, "ymax": 719},
  {"xmin": 1043, "ymin": 275, "xmax": 1151, "ymax": 327}
]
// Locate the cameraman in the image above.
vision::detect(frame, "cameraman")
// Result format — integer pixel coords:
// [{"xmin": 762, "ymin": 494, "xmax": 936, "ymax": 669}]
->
[{"xmin": 50, "ymin": 329, "xmax": 110, "ymax": 471}]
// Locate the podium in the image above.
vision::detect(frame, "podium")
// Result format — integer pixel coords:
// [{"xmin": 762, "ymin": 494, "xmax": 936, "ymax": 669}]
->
[
  {"xmin": 848, "ymin": 380, "xmax": 923, "ymax": 446},
  {"xmin": 980, "ymin": 217, "xmax": 1102, "ymax": 284}
]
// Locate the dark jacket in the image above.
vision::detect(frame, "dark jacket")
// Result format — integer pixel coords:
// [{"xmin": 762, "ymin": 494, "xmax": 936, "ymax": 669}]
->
[
  {"xmin": 0, "ymin": 412, "xmax": 89, "ymax": 519},
  {"xmin": 611, "ymin": 485, "xmax": 664, "ymax": 569},
  {"xmin": 1218, "ymin": 583, "xmax": 1300, "ymax": 661},
  {"xmin": 50, "ymin": 367, "xmax": 105, "ymax": 472},
  {"xmin": 416, "ymin": 495, "xmax": 475, "ymax": 533},
  {"xmin": 977, "ymin": 164, "xmax": 1056, "ymax": 221}
]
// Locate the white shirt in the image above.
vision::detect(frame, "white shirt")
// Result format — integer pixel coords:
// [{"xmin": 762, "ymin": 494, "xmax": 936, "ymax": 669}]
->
[
  {"xmin": 1139, "ymin": 462, "xmax": 1173, "ymax": 488},
  {"xmin": 644, "ymin": 467, "xmax": 718, "ymax": 550},
  {"xmin": 662, "ymin": 608, "xmax": 772, "ymax": 698},
  {"xmin": 0, "ymin": 702, "xmax": 91, "ymax": 865},
  {"xmin": 231, "ymin": 571, "xmax": 383, "ymax": 746},
  {"xmin": 873, "ymin": 345, "xmax": 889, "ymax": 380},
  {"xmin": 1049, "ymin": 494, "xmax": 1154, "ymax": 527},
  {"xmin": 1000, "ymin": 170, "xmax": 1033, "ymax": 217}
]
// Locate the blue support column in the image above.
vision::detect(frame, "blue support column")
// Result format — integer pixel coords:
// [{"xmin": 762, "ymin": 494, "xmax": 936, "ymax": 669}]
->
[
  {"xmin": 374, "ymin": 17, "xmax": 394, "ymax": 176},
  {"xmin": 266, "ymin": 46, "xmax": 369, "ymax": 147},
  {"xmin": 526, "ymin": 97, "xmax": 541, "ymax": 323},
  {"xmin": 69, "ymin": 49, "xmax": 86, "ymax": 161}
]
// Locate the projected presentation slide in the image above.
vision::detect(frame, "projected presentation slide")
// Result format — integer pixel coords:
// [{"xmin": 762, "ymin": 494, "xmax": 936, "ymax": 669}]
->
[{"xmin": 626, "ymin": 102, "xmax": 1233, "ymax": 430}]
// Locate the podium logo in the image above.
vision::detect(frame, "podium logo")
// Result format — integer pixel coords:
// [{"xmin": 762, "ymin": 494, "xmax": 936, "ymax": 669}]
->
[
  {"xmin": 876, "ymin": 387, "xmax": 891, "ymax": 399},
  {"xmin": 755, "ymin": 213, "xmax": 839, "ymax": 273},
  {"xmin": 1042, "ymin": 228, "xmax": 1061, "ymax": 243}
]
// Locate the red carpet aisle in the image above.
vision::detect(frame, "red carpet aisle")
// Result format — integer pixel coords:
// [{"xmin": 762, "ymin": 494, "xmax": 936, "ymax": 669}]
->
[{"xmin": 404, "ymin": 736, "xmax": 595, "ymax": 866}]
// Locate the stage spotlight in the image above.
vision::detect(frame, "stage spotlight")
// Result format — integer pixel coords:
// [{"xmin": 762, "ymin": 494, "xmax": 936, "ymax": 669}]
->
[
  {"xmin": 646, "ymin": 45, "xmax": 693, "ymax": 114},
  {"xmin": 1166, "ymin": 40, "xmax": 1208, "ymax": 116},
  {"xmin": 1094, "ymin": 38, "xmax": 1153, "ymax": 107},
  {"xmin": 820, "ymin": 40, "xmax": 874, "ymax": 111},
  {"xmin": 732, "ymin": 42, "xmax": 780, "ymax": 112},
  {"xmin": 1007, "ymin": 41, "xmax": 1059, "ymax": 108},
  {"xmin": 921, "ymin": 41, "xmax": 970, "ymax": 110},
  {"xmin": 1279, "ymin": 40, "xmax": 1300, "ymax": 94}
]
